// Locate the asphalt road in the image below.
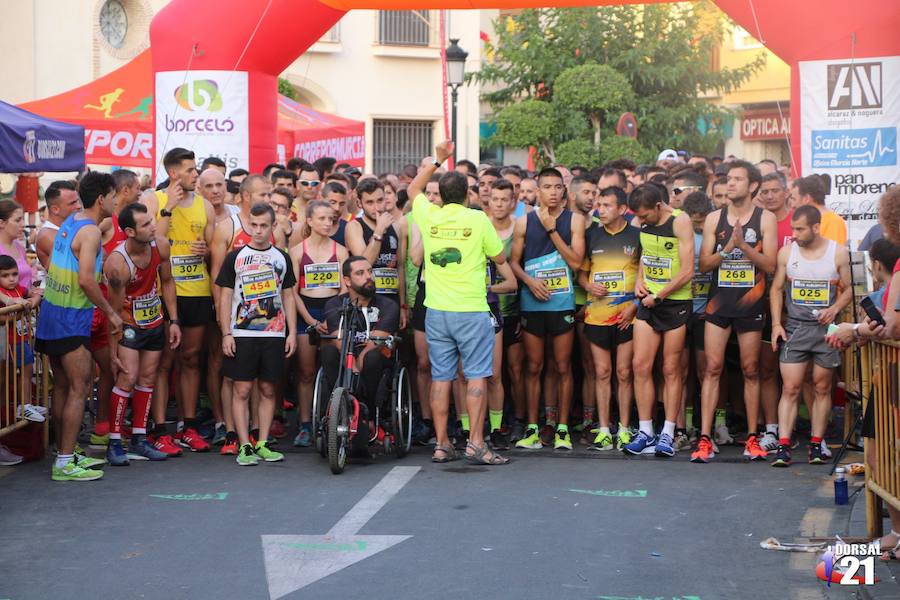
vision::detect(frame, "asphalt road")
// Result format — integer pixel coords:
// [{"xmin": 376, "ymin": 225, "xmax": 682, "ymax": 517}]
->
[{"xmin": 0, "ymin": 444, "xmax": 864, "ymax": 600}]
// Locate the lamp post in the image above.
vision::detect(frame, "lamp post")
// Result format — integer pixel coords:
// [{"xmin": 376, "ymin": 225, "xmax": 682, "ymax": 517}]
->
[{"xmin": 445, "ymin": 38, "xmax": 468, "ymax": 166}]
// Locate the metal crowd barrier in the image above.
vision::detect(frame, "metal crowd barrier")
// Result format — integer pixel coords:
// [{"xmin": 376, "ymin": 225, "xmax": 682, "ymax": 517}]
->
[
  {"xmin": 856, "ymin": 339, "xmax": 900, "ymax": 537},
  {"xmin": 0, "ymin": 303, "xmax": 49, "ymax": 447}
]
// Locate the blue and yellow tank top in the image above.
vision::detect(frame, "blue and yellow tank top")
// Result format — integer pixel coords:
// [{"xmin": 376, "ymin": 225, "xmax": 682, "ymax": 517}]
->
[
  {"xmin": 520, "ymin": 209, "xmax": 575, "ymax": 312},
  {"xmin": 36, "ymin": 215, "xmax": 102, "ymax": 340}
]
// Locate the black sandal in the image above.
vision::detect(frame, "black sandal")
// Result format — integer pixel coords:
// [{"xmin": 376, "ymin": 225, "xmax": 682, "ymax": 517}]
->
[
  {"xmin": 431, "ymin": 444, "xmax": 459, "ymax": 463},
  {"xmin": 465, "ymin": 442, "xmax": 510, "ymax": 465}
]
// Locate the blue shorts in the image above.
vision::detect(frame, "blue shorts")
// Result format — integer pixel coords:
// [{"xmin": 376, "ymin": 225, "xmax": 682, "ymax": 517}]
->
[
  {"xmin": 10, "ymin": 341, "xmax": 34, "ymax": 367},
  {"xmin": 425, "ymin": 309, "xmax": 494, "ymax": 381}
]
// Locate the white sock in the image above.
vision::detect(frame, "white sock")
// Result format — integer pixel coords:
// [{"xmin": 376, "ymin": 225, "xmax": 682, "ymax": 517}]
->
[
  {"xmin": 599, "ymin": 426, "xmax": 610, "ymax": 436},
  {"xmin": 176, "ymin": 420, "xmax": 185, "ymax": 433},
  {"xmin": 662, "ymin": 420, "xmax": 676, "ymax": 439},
  {"xmin": 766, "ymin": 424, "xmax": 778, "ymax": 435},
  {"xmin": 216, "ymin": 421, "xmax": 225, "ymax": 429},
  {"xmin": 109, "ymin": 433, "xmax": 122, "ymax": 440},
  {"xmin": 132, "ymin": 427, "xmax": 146, "ymax": 435},
  {"xmin": 55, "ymin": 453, "xmax": 73, "ymax": 469},
  {"xmin": 639, "ymin": 420, "xmax": 654, "ymax": 437}
]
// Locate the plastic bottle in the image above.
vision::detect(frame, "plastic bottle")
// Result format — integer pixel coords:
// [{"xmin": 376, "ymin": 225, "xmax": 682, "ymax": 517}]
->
[{"xmin": 834, "ymin": 467, "xmax": 848, "ymax": 505}]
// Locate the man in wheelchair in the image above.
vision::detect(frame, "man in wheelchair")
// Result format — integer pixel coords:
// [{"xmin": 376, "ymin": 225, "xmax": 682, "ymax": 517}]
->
[{"xmin": 321, "ymin": 256, "xmax": 400, "ymax": 453}]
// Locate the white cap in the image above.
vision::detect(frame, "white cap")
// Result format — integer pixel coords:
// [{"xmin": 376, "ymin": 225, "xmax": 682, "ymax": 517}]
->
[{"xmin": 657, "ymin": 149, "xmax": 678, "ymax": 162}]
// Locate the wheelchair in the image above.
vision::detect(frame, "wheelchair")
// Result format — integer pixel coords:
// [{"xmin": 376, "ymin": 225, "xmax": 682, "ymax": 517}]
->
[{"xmin": 310, "ymin": 297, "xmax": 413, "ymax": 474}]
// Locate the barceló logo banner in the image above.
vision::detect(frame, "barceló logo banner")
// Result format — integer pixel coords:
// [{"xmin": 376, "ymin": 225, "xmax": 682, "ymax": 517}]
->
[
  {"xmin": 154, "ymin": 70, "xmax": 248, "ymax": 183},
  {"xmin": 800, "ymin": 55, "xmax": 900, "ymax": 244}
]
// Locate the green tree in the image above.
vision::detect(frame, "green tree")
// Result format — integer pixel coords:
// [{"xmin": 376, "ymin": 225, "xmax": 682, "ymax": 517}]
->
[
  {"xmin": 492, "ymin": 99, "xmax": 557, "ymax": 165},
  {"xmin": 474, "ymin": 3, "xmax": 764, "ymax": 159},
  {"xmin": 278, "ymin": 77, "xmax": 298, "ymax": 100},
  {"xmin": 555, "ymin": 63, "xmax": 634, "ymax": 148}
]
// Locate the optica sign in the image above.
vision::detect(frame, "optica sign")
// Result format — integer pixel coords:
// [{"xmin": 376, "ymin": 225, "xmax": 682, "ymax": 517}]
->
[{"xmin": 740, "ymin": 110, "xmax": 791, "ymax": 141}]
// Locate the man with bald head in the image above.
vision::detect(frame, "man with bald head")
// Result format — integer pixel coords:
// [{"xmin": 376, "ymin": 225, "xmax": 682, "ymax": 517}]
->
[{"xmin": 199, "ymin": 167, "xmax": 237, "ymax": 223}]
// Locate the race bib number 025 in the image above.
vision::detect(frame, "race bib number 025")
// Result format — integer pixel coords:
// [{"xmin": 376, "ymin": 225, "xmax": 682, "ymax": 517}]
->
[{"xmin": 791, "ymin": 279, "xmax": 830, "ymax": 307}]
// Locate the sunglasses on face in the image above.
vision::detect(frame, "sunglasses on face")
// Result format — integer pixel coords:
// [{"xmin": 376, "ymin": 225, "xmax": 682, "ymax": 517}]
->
[
  {"xmin": 673, "ymin": 185, "xmax": 703, "ymax": 196},
  {"xmin": 299, "ymin": 180, "xmax": 321, "ymax": 187}
]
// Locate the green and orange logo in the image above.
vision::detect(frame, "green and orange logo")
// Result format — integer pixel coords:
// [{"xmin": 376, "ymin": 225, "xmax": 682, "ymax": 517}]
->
[{"xmin": 174, "ymin": 80, "xmax": 222, "ymax": 112}]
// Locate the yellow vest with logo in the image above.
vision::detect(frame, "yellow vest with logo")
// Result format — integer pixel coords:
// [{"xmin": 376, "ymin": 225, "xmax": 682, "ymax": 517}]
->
[{"xmin": 156, "ymin": 190, "xmax": 210, "ymax": 297}]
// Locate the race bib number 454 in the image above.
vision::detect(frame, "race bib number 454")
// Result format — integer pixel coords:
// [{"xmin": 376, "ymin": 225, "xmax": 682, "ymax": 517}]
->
[{"xmin": 241, "ymin": 268, "xmax": 278, "ymax": 301}]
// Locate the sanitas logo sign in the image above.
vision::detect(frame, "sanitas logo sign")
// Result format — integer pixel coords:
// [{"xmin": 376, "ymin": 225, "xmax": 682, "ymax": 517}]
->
[
  {"xmin": 827, "ymin": 62, "xmax": 882, "ymax": 110},
  {"xmin": 174, "ymin": 79, "xmax": 223, "ymax": 112},
  {"xmin": 811, "ymin": 127, "xmax": 896, "ymax": 168}
]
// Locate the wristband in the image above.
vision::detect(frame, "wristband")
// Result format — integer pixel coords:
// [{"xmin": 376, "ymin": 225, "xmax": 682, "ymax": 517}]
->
[
  {"xmin": 718, "ymin": 250, "xmax": 729, "ymax": 260},
  {"xmin": 160, "ymin": 209, "xmax": 173, "ymax": 218},
  {"xmin": 223, "ymin": 332, "xmax": 233, "ymax": 337},
  {"xmin": 545, "ymin": 228, "xmax": 556, "ymax": 236},
  {"xmin": 852, "ymin": 323, "xmax": 862, "ymax": 340},
  {"xmin": 432, "ymin": 159, "xmax": 442, "ymax": 168},
  {"xmin": 373, "ymin": 233, "xmax": 383, "ymax": 242},
  {"xmin": 170, "ymin": 319, "xmax": 180, "ymax": 326}
]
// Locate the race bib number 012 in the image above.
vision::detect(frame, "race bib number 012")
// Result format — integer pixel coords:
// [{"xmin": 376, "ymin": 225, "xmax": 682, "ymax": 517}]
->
[{"xmin": 535, "ymin": 268, "xmax": 571, "ymax": 295}]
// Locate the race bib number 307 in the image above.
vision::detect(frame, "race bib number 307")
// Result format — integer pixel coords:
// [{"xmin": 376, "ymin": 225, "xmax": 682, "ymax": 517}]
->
[{"xmin": 171, "ymin": 254, "xmax": 205, "ymax": 282}]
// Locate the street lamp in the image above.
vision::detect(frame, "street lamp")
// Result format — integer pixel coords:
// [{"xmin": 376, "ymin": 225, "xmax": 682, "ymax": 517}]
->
[{"xmin": 445, "ymin": 38, "xmax": 468, "ymax": 165}]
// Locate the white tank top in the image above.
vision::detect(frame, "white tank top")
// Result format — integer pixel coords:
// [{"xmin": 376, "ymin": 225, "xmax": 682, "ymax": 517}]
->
[{"xmin": 785, "ymin": 240, "xmax": 839, "ymax": 321}]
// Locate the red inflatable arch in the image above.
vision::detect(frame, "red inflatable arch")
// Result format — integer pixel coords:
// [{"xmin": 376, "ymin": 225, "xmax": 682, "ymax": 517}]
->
[{"xmin": 149, "ymin": 0, "xmax": 900, "ymax": 178}]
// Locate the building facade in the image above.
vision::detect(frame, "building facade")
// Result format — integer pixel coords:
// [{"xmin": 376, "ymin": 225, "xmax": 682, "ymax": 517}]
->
[{"xmin": 0, "ymin": 0, "xmax": 487, "ymax": 173}]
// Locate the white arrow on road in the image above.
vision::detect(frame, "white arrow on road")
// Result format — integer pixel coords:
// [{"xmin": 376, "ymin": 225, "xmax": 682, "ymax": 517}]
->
[{"xmin": 261, "ymin": 466, "xmax": 420, "ymax": 599}]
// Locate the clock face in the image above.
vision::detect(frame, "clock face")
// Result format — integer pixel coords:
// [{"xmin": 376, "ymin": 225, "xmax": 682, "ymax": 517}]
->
[{"xmin": 99, "ymin": 0, "xmax": 128, "ymax": 48}]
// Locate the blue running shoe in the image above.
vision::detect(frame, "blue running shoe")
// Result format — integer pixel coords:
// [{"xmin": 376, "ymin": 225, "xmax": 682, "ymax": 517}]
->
[
  {"xmin": 655, "ymin": 433, "xmax": 675, "ymax": 457},
  {"xmin": 128, "ymin": 435, "xmax": 168, "ymax": 461},
  {"xmin": 622, "ymin": 431, "xmax": 657, "ymax": 455},
  {"xmin": 106, "ymin": 439, "xmax": 130, "ymax": 466},
  {"xmin": 293, "ymin": 424, "xmax": 312, "ymax": 447}
]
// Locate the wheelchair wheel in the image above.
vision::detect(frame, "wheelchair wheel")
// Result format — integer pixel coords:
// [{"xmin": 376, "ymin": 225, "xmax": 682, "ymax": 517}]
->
[
  {"xmin": 391, "ymin": 366, "xmax": 413, "ymax": 458},
  {"xmin": 311, "ymin": 367, "xmax": 328, "ymax": 457},
  {"xmin": 327, "ymin": 387, "xmax": 350, "ymax": 474}
]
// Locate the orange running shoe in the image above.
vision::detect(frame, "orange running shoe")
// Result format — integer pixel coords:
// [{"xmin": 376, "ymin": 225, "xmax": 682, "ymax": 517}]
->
[
  {"xmin": 220, "ymin": 434, "xmax": 238, "ymax": 455},
  {"xmin": 690, "ymin": 435, "xmax": 716, "ymax": 463},
  {"xmin": 743, "ymin": 434, "xmax": 767, "ymax": 461}
]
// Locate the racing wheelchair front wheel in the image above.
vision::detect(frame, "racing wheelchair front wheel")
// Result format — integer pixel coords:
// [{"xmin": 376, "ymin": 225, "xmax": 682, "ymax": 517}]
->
[
  {"xmin": 390, "ymin": 366, "xmax": 413, "ymax": 458},
  {"xmin": 327, "ymin": 387, "xmax": 351, "ymax": 474},
  {"xmin": 312, "ymin": 367, "xmax": 328, "ymax": 457}
]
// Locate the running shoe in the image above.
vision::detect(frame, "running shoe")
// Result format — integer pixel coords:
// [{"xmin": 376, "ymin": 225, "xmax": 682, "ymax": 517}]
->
[
  {"xmin": 0, "ymin": 443, "xmax": 23, "ymax": 466},
  {"xmin": 236, "ymin": 444, "xmax": 259, "ymax": 466},
  {"xmin": 27, "ymin": 403, "xmax": 48, "ymax": 416},
  {"xmin": 178, "ymin": 428, "xmax": 210, "ymax": 452},
  {"xmin": 411, "ymin": 418, "xmax": 430, "ymax": 445},
  {"xmin": 690, "ymin": 435, "xmax": 716, "ymax": 463},
  {"xmin": 106, "ymin": 440, "xmax": 130, "ymax": 466},
  {"xmin": 820, "ymin": 439, "xmax": 833, "ymax": 459},
  {"xmin": 270, "ymin": 419, "xmax": 287, "ymax": 439},
  {"xmin": 623, "ymin": 431, "xmax": 657, "ymax": 455},
  {"xmin": 127, "ymin": 435, "xmax": 168, "ymax": 461},
  {"xmin": 508, "ymin": 421, "xmax": 526, "ymax": 442},
  {"xmin": 220, "ymin": 433, "xmax": 239, "ymax": 455},
  {"xmin": 490, "ymin": 430, "xmax": 509, "ymax": 451},
  {"xmin": 16, "ymin": 404, "xmax": 45, "ymax": 422},
  {"xmin": 616, "ymin": 427, "xmax": 633, "ymax": 449},
  {"xmin": 554, "ymin": 430, "xmax": 573, "ymax": 451},
  {"xmin": 149, "ymin": 433, "xmax": 183, "ymax": 457},
  {"xmin": 515, "ymin": 427, "xmax": 542, "ymax": 450},
  {"xmin": 771, "ymin": 444, "xmax": 792, "ymax": 467},
  {"xmin": 52, "ymin": 461, "xmax": 103, "ymax": 481},
  {"xmin": 74, "ymin": 451, "xmax": 106, "ymax": 470},
  {"xmin": 655, "ymin": 433, "xmax": 675, "ymax": 457},
  {"xmin": 588, "ymin": 431, "xmax": 614, "ymax": 451},
  {"xmin": 88, "ymin": 432, "xmax": 110, "ymax": 449},
  {"xmin": 293, "ymin": 425, "xmax": 312, "ymax": 447},
  {"xmin": 255, "ymin": 441, "xmax": 284, "ymax": 462},
  {"xmin": 16, "ymin": 404, "xmax": 45, "ymax": 423},
  {"xmin": 673, "ymin": 431, "xmax": 691, "ymax": 452},
  {"xmin": 743, "ymin": 435, "xmax": 767, "ymax": 461},
  {"xmin": 539, "ymin": 424, "xmax": 555, "ymax": 447},
  {"xmin": 572, "ymin": 419, "xmax": 592, "ymax": 434},
  {"xmin": 808, "ymin": 442, "xmax": 827, "ymax": 465},
  {"xmin": 759, "ymin": 432, "xmax": 779, "ymax": 453},
  {"xmin": 211, "ymin": 424, "xmax": 228, "ymax": 446},
  {"xmin": 714, "ymin": 423, "xmax": 734, "ymax": 446},
  {"xmin": 282, "ymin": 398, "xmax": 296, "ymax": 412}
]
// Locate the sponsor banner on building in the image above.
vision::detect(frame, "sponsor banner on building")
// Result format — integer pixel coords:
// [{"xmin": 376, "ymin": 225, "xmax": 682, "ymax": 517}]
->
[
  {"xmin": 800, "ymin": 56, "xmax": 899, "ymax": 243},
  {"xmin": 740, "ymin": 109, "xmax": 790, "ymax": 141},
  {"xmin": 154, "ymin": 71, "xmax": 248, "ymax": 182}
]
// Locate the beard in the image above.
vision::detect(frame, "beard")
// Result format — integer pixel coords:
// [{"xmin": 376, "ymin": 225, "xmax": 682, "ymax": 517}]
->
[{"xmin": 353, "ymin": 280, "xmax": 376, "ymax": 299}]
